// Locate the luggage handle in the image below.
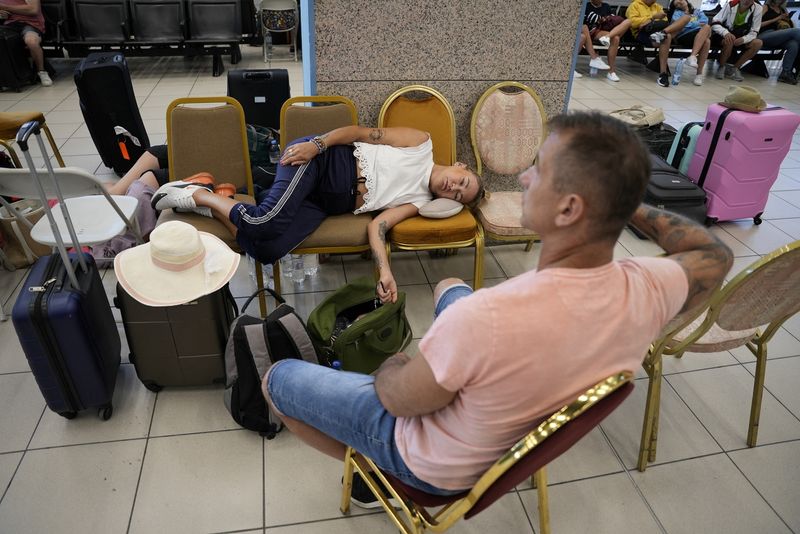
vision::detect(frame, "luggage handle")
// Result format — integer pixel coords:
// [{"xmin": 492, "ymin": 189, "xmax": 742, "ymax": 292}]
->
[
  {"xmin": 16, "ymin": 121, "xmax": 86, "ymax": 288},
  {"xmin": 241, "ymin": 286, "xmax": 285, "ymax": 314}
]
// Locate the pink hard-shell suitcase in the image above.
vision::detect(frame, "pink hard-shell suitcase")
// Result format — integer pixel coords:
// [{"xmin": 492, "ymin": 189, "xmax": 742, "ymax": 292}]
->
[{"xmin": 686, "ymin": 103, "xmax": 800, "ymax": 225}]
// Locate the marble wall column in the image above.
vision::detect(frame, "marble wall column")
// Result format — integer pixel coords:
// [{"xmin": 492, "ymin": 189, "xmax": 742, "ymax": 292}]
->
[{"xmin": 311, "ymin": 0, "xmax": 583, "ymax": 190}]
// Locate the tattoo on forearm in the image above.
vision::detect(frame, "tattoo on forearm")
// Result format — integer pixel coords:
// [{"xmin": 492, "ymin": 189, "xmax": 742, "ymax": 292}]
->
[
  {"xmin": 369, "ymin": 128, "xmax": 385, "ymax": 142},
  {"xmin": 378, "ymin": 221, "xmax": 387, "ymax": 244},
  {"xmin": 371, "ymin": 221, "xmax": 388, "ymax": 270}
]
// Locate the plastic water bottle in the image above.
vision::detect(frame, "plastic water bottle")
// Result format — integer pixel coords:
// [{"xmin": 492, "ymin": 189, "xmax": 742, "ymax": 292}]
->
[
  {"xmin": 589, "ymin": 66, "xmax": 598, "ymax": 77},
  {"xmin": 248, "ymin": 255, "xmax": 273, "ymax": 289},
  {"xmin": 279, "ymin": 254, "xmax": 295, "ymax": 281},
  {"xmin": 303, "ymin": 254, "xmax": 319, "ymax": 277},
  {"xmin": 268, "ymin": 139, "xmax": 280, "ymax": 164},
  {"xmin": 291, "ymin": 254, "xmax": 305, "ymax": 283},
  {"xmin": 672, "ymin": 59, "xmax": 685, "ymax": 86}
]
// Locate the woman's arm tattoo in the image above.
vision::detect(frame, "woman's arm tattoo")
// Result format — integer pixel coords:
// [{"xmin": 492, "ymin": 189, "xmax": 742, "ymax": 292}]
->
[{"xmin": 369, "ymin": 128, "xmax": 384, "ymax": 142}]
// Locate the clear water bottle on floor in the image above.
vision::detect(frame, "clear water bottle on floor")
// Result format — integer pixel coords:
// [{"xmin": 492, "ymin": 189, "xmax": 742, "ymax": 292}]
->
[
  {"xmin": 268, "ymin": 139, "xmax": 280, "ymax": 165},
  {"xmin": 291, "ymin": 254, "xmax": 305, "ymax": 283},
  {"xmin": 589, "ymin": 66, "xmax": 598, "ymax": 77},
  {"xmin": 280, "ymin": 254, "xmax": 295, "ymax": 281},
  {"xmin": 672, "ymin": 58, "xmax": 685, "ymax": 86},
  {"xmin": 248, "ymin": 255, "xmax": 274, "ymax": 289},
  {"xmin": 303, "ymin": 254, "xmax": 319, "ymax": 277}
]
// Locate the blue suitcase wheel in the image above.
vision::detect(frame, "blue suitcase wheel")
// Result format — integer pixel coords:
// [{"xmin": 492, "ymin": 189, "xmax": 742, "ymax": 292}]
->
[
  {"xmin": 59, "ymin": 411, "xmax": 77, "ymax": 420},
  {"xmin": 99, "ymin": 404, "xmax": 113, "ymax": 421}
]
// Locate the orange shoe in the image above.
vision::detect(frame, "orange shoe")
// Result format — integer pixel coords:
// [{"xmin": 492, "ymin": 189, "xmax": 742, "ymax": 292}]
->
[
  {"xmin": 213, "ymin": 183, "xmax": 236, "ymax": 198},
  {"xmin": 183, "ymin": 172, "xmax": 215, "ymax": 188}
]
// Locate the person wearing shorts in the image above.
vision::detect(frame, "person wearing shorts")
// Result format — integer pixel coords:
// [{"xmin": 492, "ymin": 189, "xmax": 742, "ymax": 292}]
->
[
  {"xmin": 711, "ymin": 0, "xmax": 763, "ymax": 82},
  {"xmin": 0, "ymin": 0, "xmax": 51, "ymax": 86},
  {"xmin": 668, "ymin": 0, "xmax": 712, "ymax": 85}
]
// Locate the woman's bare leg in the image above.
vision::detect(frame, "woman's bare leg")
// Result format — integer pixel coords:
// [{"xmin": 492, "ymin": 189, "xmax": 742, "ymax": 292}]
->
[
  {"xmin": 697, "ymin": 37, "xmax": 711, "ymax": 72},
  {"xmin": 106, "ymin": 151, "xmax": 160, "ymax": 195},
  {"xmin": 692, "ymin": 25, "xmax": 712, "ymax": 57},
  {"xmin": 191, "ymin": 189, "xmax": 240, "ymax": 236},
  {"xmin": 664, "ymin": 14, "xmax": 691, "ymax": 36}
]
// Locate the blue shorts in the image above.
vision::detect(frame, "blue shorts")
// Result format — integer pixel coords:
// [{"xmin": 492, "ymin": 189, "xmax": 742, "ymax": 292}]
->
[{"xmin": 264, "ymin": 280, "xmax": 474, "ymax": 496}]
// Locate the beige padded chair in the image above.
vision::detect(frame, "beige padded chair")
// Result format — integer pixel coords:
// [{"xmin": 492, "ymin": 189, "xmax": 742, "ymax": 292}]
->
[
  {"xmin": 471, "ymin": 82, "xmax": 547, "ymax": 251},
  {"xmin": 156, "ymin": 96, "xmax": 267, "ymax": 314},
  {"xmin": 379, "ymin": 85, "xmax": 484, "ymax": 288},
  {"xmin": 271, "ymin": 95, "xmax": 370, "ymax": 293},
  {"xmin": 1, "ymin": 111, "xmax": 65, "ymax": 168},
  {"xmin": 637, "ymin": 240, "xmax": 800, "ymax": 471}
]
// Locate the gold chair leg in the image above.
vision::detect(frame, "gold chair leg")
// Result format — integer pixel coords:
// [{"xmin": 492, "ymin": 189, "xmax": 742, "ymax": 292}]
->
[
  {"xmin": 524, "ymin": 239, "xmax": 534, "ymax": 252},
  {"xmin": 747, "ymin": 340, "xmax": 768, "ymax": 447},
  {"xmin": 272, "ymin": 260, "xmax": 282, "ymax": 296},
  {"xmin": 340, "ymin": 447, "xmax": 355, "ymax": 515},
  {"xmin": 473, "ymin": 229, "xmax": 484, "ymax": 289},
  {"xmin": 648, "ymin": 370, "xmax": 662, "ymax": 463},
  {"xmin": 254, "ymin": 262, "xmax": 267, "ymax": 318},
  {"xmin": 638, "ymin": 355, "xmax": 663, "ymax": 471},
  {"xmin": 42, "ymin": 124, "xmax": 65, "ymax": 167},
  {"xmin": 534, "ymin": 468, "xmax": 551, "ymax": 534}
]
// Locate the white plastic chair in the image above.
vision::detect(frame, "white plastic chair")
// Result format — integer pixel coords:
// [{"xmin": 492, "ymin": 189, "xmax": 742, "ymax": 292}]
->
[
  {"xmin": 259, "ymin": 0, "xmax": 298, "ymax": 62},
  {"xmin": 0, "ymin": 166, "xmax": 141, "ymax": 249}
]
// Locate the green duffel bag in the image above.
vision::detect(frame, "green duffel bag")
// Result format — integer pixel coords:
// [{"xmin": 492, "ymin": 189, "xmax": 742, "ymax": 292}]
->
[{"xmin": 307, "ymin": 277, "xmax": 412, "ymax": 374}]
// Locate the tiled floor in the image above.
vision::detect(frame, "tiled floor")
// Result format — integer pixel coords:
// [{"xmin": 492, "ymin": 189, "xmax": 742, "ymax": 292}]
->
[{"xmin": 1, "ymin": 47, "xmax": 799, "ymax": 534}]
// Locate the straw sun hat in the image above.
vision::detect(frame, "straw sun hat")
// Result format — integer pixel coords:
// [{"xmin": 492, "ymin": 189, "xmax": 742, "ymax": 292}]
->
[
  {"xmin": 114, "ymin": 220, "xmax": 240, "ymax": 307},
  {"xmin": 719, "ymin": 85, "xmax": 767, "ymax": 113}
]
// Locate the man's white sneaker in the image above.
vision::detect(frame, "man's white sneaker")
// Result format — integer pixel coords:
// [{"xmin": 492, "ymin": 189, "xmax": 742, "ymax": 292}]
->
[
  {"xmin": 686, "ymin": 55, "xmax": 698, "ymax": 69},
  {"xmin": 589, "ymin": 57, "xmax": 610, "ymax": 70},
  {"xmin": 598, "ymin": 36, "xmax": 611, "ymax": 47},
  {"xmin": 693, "ymin": 74, "xmax": 704, "ymax": 86},
  {"xmin": 175, "ymin": 206, "xmax": 214, "ymax": 218},
  {"xmin": 151, "ymin": 181, "xmax": 211, "ymax": 211},
  {"xmin": 650, "ymin": 31, "xmax": 666, "ymax": 46},
  {"xmin": 607, "ymin": 72, "xmax": 620, "ymax": 82},
  {"xmin": 37, "ymin": 71, "xmax": 53, "ymax": 87},
  {"xmin": 573, "ymin": 70, "xmax": 583, "ymax": 79}
]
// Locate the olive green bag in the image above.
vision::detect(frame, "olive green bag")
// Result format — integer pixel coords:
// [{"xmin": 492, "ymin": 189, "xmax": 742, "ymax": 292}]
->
[{"xmin": 306, "ymin": 277, "xmax": 412, "ymax": 374}]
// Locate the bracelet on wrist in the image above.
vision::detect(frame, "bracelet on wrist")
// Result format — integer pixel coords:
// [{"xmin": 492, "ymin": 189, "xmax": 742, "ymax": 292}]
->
[{"xmin": 311, "ymin": 136, "xmax": 327, "ymax": 154}]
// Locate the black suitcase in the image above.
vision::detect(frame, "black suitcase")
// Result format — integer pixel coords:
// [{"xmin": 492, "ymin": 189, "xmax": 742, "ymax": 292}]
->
[
  {"xmin": 74, "ymin": 52, "xmax": 150, "ymax": 175},
  {"xmin": 115, "ymin": 283, "xmax": 238, "ymax": 391},
  {"xmin": 0, "ymin": 26, "xmax": 35, "ymax": 92},
  {"xmin": 643, "ymin": 155, "xmax": 707, "ymax": 224},
  {"xmin": 227, "ymin": 69, "xmax": 290, "ymax": 130},
  {"xmin": 10, "ymin": 122, "xmax": 120, "ymax": 420}
]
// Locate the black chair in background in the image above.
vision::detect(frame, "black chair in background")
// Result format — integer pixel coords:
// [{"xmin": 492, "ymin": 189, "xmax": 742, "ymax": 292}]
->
[
  {"xmin": 70, "ymin": 0, "xmax": 130, "ymax": 43},
  {"xmin": 129, "ymin": 0, "xmax": 187, "ymax": 43}
]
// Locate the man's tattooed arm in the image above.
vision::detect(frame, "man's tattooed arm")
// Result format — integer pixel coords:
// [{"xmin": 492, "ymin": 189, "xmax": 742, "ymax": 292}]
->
[{"xmin": 630, "ymin": 205, "xmax": 733, "ymax": 313}]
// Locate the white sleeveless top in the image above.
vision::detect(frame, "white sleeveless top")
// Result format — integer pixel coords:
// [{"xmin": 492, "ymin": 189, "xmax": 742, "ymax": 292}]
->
[{"xmin": 351, "ymin": 138, "xmax": 434, "ymax": 215}]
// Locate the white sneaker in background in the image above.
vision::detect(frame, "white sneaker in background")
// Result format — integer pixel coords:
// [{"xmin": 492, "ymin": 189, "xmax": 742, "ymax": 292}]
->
[
  {"xmin": 693, "ymin": 74, "xmax": 704, "ymax": 86},
  {"xmin": 607, "ymin": 72, "xmax": 620, "ymax": 82},
  {"xmin": 574, "ymin": 70, "xmax": 583, "ymax": 78},
  {"xmin": 598, "ymin": 36, "xmax": 611, "ymax": 47},
  {"xmin": 589, "ymin": 57, "xmax": 611, "ymax": 70},
  {"xmin": 687, "ymin": 55, "xmax": 698, "ymax": 69},
  {"xmin": 37, "ymin": 71, "xmax": 53, "ymax": 87}
]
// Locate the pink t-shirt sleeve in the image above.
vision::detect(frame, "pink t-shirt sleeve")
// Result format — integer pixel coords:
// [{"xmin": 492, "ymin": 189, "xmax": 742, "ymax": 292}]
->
[
  {"xmin": 418, "ymin": 292, "xmax": 494, "ymax": 392},
  {"xmin": 627, "ymin": 257, "xmax": 690, "ymax": 325}
]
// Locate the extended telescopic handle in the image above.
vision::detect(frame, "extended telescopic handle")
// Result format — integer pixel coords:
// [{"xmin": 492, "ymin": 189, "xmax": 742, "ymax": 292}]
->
[{"xmin": 15, "ymin": 120, "xmax": 41, "ymax": 150}]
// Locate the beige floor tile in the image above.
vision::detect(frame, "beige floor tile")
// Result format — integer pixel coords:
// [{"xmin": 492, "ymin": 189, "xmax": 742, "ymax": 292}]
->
[
  {"xmin": 631, "ymin": 454, "xmax": 791, "ymax": 534},
  {"xmin": 417, "ymin": 247, "xmax": 504, "ymax": 284},
  {"xmin": 0, "ymin": 318, "xmax": 34, "ymax": 374},
  {"xmin": 517, "ymin": 427, "xmax": 623, "ymax": 488},
  {"xmin": 709, "ymin": 224, "xmax": 758, "ymax": 257},
  {"xmin": 61, "ymin": 153, "xmax": 104, "ymax": 174},
  {"xmin": 342, "ymin": 250, "xmax": 427, "ymax": 286},
  {"xmin": 0, "ymin": 440, "xmax": 145, "ymax": 533},
  {"xmin": 729, "ymin": 441, "xmax": 800, "ymax": 532},
  {"xmin": 281, "ymin": 290, "xmax": 335, "ymax": 322},
  {"xmin": 29, "ymin": 364, "xmax": 155, "ymax": 448},
  {"xmin": 661, "ymin": 349, "xmax": 740, "ymax": 375},
  {"xmin": 783, "ymin": 313, "xmax": 800, "ymax": 340},
  {"xmin": 667, "ymin": 366, "xmax": 800, "ymax": 450},
  {"xmin": 772, "ymin": 173, "xmax": 800, "ymax": 192},
  {"xmin": 617, "ymin": 228, "xmax": 665, "ymax": 257},
  {"xmin": 398, "ymin": 283, "xmax": 435, "ymax": 339},
  {"xmin": 744, "ymin": 355, "xmax": 800, "ymax": 417},
  {"xmin": 58, "ymin": 136, "xmax": 101, "ymax": 157},
  {"xmin": 521, "ymin": 472, "xmax": 661, "ymax": 534},
  {"xmin": 725, "ymin": 254, "xmax": 762, "ymax": 282},
  {"xmin": 489, "ymin": 243, "xmax": 541, "ymax": 278},
  {"xmin": 276, "ymin": 256, "xmax": 348, "ymax": 294},
  {"xmin": 764, "ymin": 193, "xmax": 800, "ymax": 220},
  {"xmin": 717, "ymin": 220, "xmax": 794, "ymax": 255},
  {"xmin": 4, "ymin": 99, "xmax": 64, "ymax": 114},
  {"xmin": 602, "ymin": 377, "xmax": 721, "ymax": 469},
  {"xmin": 728, "ymin": 327, "xmax": 800, "ymax": 363},
  {"xmin": 0, "ymin": 373, "xmax": 45, "ymax": 453},
  {"xmin": 769, "ymin": 217, "xmax": 800, "ymax": 239},
  {"xmin": 0, "ymin": 452, "xmax": 22, "ymax": 496},
  {"xmin": 264, "ymin": 432, "xmax": 371, "ymax": 526},
  {"xmin": 130, "ymin": 430, "xmax": 263, "ymax": 533},
  {"xmin": 43, "ymin": 109, "xmax": 85, "ymax": 124},
  {"xmin": 150, "ymin": 385, "xmax": 240, "ymax": 437}
]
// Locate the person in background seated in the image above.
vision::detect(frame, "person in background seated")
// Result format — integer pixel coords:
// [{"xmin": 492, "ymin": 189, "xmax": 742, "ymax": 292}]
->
[
  {"xmin": 0, "ymin": 0, "xmax": 51, "ymax": 86},
  {"xmin": 150, "ymin": 127, "xmax": 485, "ymax": 304},
  {"xmin": 758, "ymin": 0, "xmax": 800, "ymax": 85},
  {"xmin": 585, "ymin": 0, "xmax": 633, "ymax": 82},
  {"xmin": 577, "ymin": 22, "xmax": 612, "ymax": 77},
  {"xmin": 668, "ymin": 0, "xmax": 713, "ymax": 86},
  {"xmin": 627, "ymin": 0, "xmax": 693, "ymax": 87},
  {"xmin": 259, "ymin": 111, "xmax": 733, "ymax": 508},
  {"xmin": 711, "ymin": 0, "xmax": 763, "ymax": 82}
]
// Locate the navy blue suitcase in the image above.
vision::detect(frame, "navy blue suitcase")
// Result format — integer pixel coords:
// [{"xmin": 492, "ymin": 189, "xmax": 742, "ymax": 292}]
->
[{"xmin": 12, "ymin": 253, "xmax": 120, "ymax": 420}]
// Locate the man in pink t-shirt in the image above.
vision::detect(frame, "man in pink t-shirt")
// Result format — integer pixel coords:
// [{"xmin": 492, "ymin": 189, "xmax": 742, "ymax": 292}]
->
[
  {"xmin": 0, "ymin": 0, "xmax": 52, "ymax": 86},
  {"xmin": 262, "ymin": 111, "xmax": 732, "ymax": 506}
]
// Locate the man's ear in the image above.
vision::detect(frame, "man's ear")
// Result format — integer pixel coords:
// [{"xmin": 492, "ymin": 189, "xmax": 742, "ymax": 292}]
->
[
  {"xmin": 554, "ymin": 194, "xmax": 586, "ymax": 227},
  {"xmin": 454, "ymin": 162, "xmax": 467, "ymax": 169}
]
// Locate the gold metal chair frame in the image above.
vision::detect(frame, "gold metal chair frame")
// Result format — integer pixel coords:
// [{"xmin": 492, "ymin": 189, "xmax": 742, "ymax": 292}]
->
[
  {"xmin": 164, "ymin": 96, "xmax": 267, "ymax": 317},
  {"xmin": 271, "ymin": 95, "xmax": 370, "ymax": 294},
  {"xmin": 638, "ymin": 240, "xmax": 800, "ymax": 471},
  {"xmin": 378, "ymin": 85, "xmax": 484, "ymax": 289},
  {"xmin": 470, "ymin": 81, "xmax": 547, "ymax": 252},
  {"xmin": 341, "ymin": 371, "xmax": 633, "ymax": 534},
  {"xmin": 1, "ymin": 125, "xmax": 65, "ymax": 169}
]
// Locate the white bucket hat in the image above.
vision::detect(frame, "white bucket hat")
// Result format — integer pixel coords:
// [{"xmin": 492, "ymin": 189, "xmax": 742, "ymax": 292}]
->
[{"xmin": 114, "ymin": 220, "xmax": 240, "ymax": 307}]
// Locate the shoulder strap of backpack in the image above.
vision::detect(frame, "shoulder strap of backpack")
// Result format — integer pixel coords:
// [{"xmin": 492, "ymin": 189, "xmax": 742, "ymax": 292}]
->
[{"xmin": 275, "ymin": 312, "xmax": 319, "ymax": 364}]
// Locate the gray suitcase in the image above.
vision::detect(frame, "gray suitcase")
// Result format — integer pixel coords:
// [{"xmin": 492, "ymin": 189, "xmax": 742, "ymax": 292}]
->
[{"xmin": 115, "ymin": 283, "xmax": 238, "ymax": 390}]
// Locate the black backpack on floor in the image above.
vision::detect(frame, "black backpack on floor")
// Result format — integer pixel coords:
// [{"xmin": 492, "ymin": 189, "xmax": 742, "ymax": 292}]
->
[{"xmin": 223, "ymin": 287, "xmax": 319, "ymax": 438}]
